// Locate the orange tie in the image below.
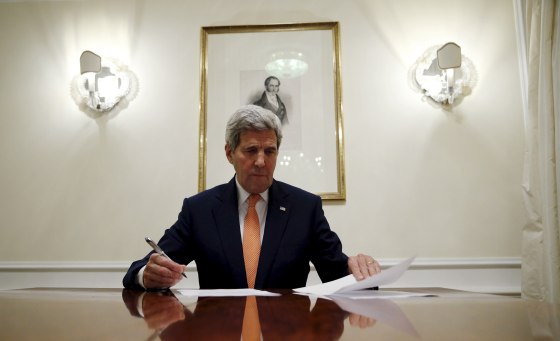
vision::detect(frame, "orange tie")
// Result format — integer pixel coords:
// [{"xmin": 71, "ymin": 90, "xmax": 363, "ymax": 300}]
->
[
  {"xmin": 241, "ymin": 296, "xmax": 261, "ymax": 341},
  {"xmin": 243, "ymin": 194, "xmax": 261, "ymax": 288}
]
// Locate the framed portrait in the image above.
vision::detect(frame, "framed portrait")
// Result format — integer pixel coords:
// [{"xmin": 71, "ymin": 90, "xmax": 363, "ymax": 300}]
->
[{"xmin": 199, "ymin": 22, "xmax": 346, "ymax": 200}]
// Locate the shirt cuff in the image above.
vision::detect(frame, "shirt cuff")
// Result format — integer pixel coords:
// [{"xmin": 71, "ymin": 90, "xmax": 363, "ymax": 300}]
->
[{"xmin": 136, "ymin": 265, "xmax": 147, "ymax": 289}]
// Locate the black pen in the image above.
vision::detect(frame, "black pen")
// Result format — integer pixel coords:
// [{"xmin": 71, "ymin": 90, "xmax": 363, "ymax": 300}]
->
[{"xmin": 145, "ymin": 237, "xmax": 188, "ymax": 278}]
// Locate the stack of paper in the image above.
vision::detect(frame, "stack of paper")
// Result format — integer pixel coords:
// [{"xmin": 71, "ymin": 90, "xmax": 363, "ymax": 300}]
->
[
  {"xmin": 179, "ymin": 288, "xmax": 280, "ymax": 297},
  {"xmin": 178, "ymin": 256, "xmax": 423, "ymax": 299},
  {"xmin": 293, "ymin": 256, "xmax": 419, "ymax": 298}
]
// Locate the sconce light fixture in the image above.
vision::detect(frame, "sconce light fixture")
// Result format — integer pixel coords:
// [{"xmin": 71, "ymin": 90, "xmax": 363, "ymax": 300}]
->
[
  {"xmin": 72, "ymin": 50, "xmax": 137, "ymax": 114},
  {"xmin": 265, "ymin": 51, "xmax": 308, "ymax": 79},
  {"xmin": 411, "ymin": 42, "xmax": 476, "ymax": 106}
]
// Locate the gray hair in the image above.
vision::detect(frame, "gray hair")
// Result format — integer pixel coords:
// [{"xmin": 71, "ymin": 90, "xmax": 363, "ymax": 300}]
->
[{"xmin": 225, "ymin": 105, "xmax": 283, "ymax": 151}]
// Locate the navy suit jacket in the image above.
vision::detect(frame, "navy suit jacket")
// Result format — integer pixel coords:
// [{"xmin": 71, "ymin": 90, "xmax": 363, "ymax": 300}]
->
[{"xmin": 122, "ymin": 177, "xmax": 349, "ymax": 289}]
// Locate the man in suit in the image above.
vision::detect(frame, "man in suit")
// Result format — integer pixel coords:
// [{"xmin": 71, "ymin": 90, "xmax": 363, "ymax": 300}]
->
[
  {"xmin": 253, "ymin": 76, "xmax": 288, "ymax": 124},
  {"xmin": 123, "ymin": 105, "xmax": 380, "ymax": 290}
]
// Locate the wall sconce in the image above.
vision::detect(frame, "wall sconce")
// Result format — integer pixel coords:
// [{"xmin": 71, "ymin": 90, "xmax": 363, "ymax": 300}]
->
[
  {"xmin": 411, "ymin": 42, "xmax": 476, "ymax": 107},
  {"xmin": 71, "ymin": 50, "xmax": 137, "ymax": 114},
  {"xmin": 265, "ymin": 51, "xmax": 308, "ymax": 79}
]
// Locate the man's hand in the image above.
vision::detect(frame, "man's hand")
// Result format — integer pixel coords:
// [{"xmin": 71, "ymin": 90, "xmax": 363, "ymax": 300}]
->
[
  {"xmin": 144, "ymin": 253, "xmax": 186, "ymax": 289},
  {"xmin": 347, "ymin": 254, "xmax": 381, "ymax": 280}
]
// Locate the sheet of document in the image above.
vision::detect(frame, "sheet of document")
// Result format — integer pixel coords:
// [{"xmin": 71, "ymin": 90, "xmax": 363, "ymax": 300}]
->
[
  {"xmin": 330, "ymin": 290, "xmax": 436, "ymax": 299},
  {"xmin": 293, "ymin": 256, "xmax": 415, "ymax": 296},
  {"xmin": 178, "ymin": 289, "xmax": 281, "ymax": 297}
]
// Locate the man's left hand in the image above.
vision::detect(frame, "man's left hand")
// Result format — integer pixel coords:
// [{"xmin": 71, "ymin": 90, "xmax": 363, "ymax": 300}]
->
[{"xmin": 347, "ymin": 254, "xmax": 381, "ymax": 280}]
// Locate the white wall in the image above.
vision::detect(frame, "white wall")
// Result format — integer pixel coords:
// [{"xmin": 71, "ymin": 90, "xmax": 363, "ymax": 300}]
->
[{"xmin": 0, "ymin": 0, "xmax": 525, "ymax": 291}]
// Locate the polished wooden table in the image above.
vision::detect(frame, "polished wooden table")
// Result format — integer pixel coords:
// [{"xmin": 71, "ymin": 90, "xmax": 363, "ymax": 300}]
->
[{"xmin": 0, "ymin": 287, "xmax": 555, "ymax": 340}]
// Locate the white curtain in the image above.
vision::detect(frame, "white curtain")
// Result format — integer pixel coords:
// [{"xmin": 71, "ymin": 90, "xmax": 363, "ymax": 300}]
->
[{"xmin": 519, "ymin": 0, "xmax": 560, "ymax": 305}]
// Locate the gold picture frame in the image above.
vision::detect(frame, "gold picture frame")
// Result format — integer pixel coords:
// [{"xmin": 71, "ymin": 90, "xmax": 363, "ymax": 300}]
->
[{"xmin": 199, "ymin": 22, "xmax": 346, "ymax": 200}]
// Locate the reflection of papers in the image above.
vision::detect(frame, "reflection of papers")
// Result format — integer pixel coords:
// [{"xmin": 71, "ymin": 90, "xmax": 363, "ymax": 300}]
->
[
  {"xmin": 294, "ymin": 256, "xmax": 415, "ymax": 296},
  {"xmin": 178, "ymin": 289, "xmax": 280, "ymax": 297},
  {"xmin": 332, "ymin": 290, "xmax": 435, "ymax": 299},
  {"xmin": 331, "ymin": 296, "xmax": 420, "ymax": 337}
]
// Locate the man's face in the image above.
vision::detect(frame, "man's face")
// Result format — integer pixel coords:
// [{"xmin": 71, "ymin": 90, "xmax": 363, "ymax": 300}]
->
[
  {"xmin": 226, "ymin": 129, "xmax": 278, "ymax": 194},
  {"xmin": 266, "ymin": 79, "xmax": 280, "ymax": 94}
]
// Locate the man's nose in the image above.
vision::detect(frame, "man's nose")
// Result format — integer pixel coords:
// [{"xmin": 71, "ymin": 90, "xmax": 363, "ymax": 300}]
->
[{"xmin": 254, "ymin": 152, "xmax": 265, "ymax": 167}]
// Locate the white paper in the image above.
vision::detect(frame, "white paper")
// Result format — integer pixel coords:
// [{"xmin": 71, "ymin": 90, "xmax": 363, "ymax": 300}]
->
[
  {"xmin": 293, "ymin": 274, "xmax": 356, "ymax": 296},
  {"xmin": 293, "ymin": 256, "xmax": 415, "ymax": 296},
  {"xmin": 330, "ymin": 290, "xmax": 435, "ymax": 299},
  {"xmin": 178, "ymin": 289, "xmax": 281, "ymax": 297}
]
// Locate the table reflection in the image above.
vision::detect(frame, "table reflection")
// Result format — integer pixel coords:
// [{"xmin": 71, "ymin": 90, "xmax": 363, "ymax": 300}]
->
[
  {"xmin": 0, "ymin": 288, "xmax": 540, "ymax": 340},
  {"xmin": 122, "ymin": 289, "xmax": 378, "ymax": 340}
]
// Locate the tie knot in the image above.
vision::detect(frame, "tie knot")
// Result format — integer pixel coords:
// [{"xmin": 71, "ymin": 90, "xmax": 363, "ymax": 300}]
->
[{"xmin": 248, "ymin": 194, "xmax": 260, "ymax": 208}]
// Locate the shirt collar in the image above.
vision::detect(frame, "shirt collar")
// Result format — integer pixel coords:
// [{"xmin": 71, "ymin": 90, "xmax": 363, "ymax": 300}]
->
[{"xmin": 235, "ymin": 176, "xmax": 269, "ymax": 206}]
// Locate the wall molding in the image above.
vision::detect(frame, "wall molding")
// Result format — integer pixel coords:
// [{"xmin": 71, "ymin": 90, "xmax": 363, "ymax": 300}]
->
[
  {"xmin": 0, "ymin": 257, "xmax": 521, "ymax": 294},
  {"xmin": 0, "ymin": 257, "xmax": 521, "ymax": 271}
]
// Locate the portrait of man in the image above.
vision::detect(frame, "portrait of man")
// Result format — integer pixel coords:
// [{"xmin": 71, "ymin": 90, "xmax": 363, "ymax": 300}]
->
[
  {"xmin": 253, "ymin": 76, "xmax": 288, "ymax": 125},
  {"xmin": 240, "ymin": 71, "xmax": 301, "ymax": 151}
]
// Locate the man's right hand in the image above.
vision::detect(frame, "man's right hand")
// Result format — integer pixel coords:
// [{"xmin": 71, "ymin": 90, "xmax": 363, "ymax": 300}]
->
[{"xmin": 143, "ymin": 253, "xmax": 186, "ymax": 289}]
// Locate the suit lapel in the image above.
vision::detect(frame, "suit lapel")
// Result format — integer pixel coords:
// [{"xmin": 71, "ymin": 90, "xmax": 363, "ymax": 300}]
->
[
  {"xmin": 213, "ymin": 177, "xmax": 247, "ymax": 287},
  {"xmin": 256, "ymin": 180, "xmax": 290, "ymax": 288}
]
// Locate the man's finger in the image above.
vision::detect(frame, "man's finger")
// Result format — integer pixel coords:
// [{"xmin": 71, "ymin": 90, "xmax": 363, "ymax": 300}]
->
[
  {"xmin": 366, "ymin": 258, "xmax": 381, "ymax": 276},
  {"xmin": 144, "ymin": 254, "xmax": 185, "ymax": 288},
  {"xmin": 149, "ymin": 253, "xmax": 186, "ymax": 278},
  {"xmin": 347, "ymin": 256, "xmax": 364, "ymax": 280},
  {"xmin": 348, "ymin": 254, "xmax": 381, "ymax": 280}
]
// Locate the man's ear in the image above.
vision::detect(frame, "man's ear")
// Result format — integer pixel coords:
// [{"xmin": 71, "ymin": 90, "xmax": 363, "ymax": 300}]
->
[{"xmin": 225, "ymin": 144, "xmax": 233, "ymax": 164}]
